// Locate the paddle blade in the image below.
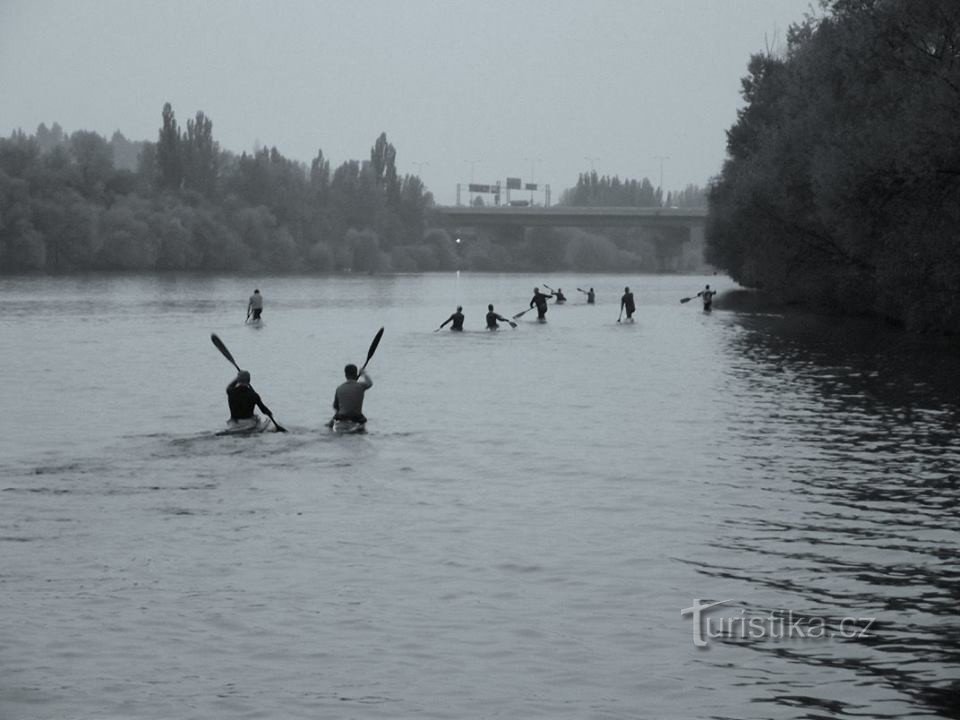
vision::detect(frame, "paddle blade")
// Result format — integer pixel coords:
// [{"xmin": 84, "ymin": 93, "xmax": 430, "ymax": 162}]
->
[
  {"xmin": 211, "ymin": 333, "xmax": 240, "ymax": 370},
  {"xmin": 512, "ymin": 308, "xmax": 530, "ymax": 320},
  {"xmin": 360, "ymin": 327, "xmax": 385, "ymax": 370},
  {"xmin": 680, "ymin": 297, "xmax": 692, "ymax": 304}
]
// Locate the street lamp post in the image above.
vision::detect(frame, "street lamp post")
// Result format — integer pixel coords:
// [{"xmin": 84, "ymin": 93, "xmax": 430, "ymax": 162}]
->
[
  {"xmin": 524, "ymin": 156, "xmax": 542, "ymax": 204},
  {"xmin": 465, "ymin": 159, "xmax": 480, "ymax": 183},
  {"xmin": 653, "ymin": 155, "xmax": 670, "ymax": 206},
  {"xmin": 464, "ymin": 160, "xmax": 480, "ymax": 205}
]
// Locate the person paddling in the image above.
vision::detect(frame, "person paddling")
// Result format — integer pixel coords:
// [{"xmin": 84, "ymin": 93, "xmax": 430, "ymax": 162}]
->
[
  {"xmin": 438, "ymin": 306, "xmax": 465, "ymax": 331},
  {"xmin": 486, "ymin": 304, "xmax": 515, "ymax": 330},
  {"xmin": 620, "ymin": 286, "xmax": 636, "ymax": 322},
  {"xmin": 697, "ymin": 284, "xmax": 717, "ymax": 311},
  {"xmin": 226, "ymin": 370, "xmax": 274, "ymax": 427},
  {"xmin": 554, "ymin": 288, "xmax": 567, "ymax": 304},
  {"xmin": 330, "ymin": 364, "xmax": 373, "ymax": 426},
  {"xmin": 586, "ymin": 287, "xmax": 595, "ymax": 304},
  {"xmin": 530, "ymin": 287, "xmax": 553, "ymax": 322},
  {"xmin": 247, "ymin": 289, "xmax": 264, "ymax": 322}
]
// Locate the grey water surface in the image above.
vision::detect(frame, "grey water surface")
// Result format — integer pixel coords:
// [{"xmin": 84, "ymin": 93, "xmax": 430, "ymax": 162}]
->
[{"xmin": 2, "ymin": 273, "xmax": 958, "ymax": 720}]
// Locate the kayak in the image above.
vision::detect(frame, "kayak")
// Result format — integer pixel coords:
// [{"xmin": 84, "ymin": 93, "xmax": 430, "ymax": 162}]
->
[
  {"xmin": 217, "ymin": 415, "xmax": 271, "ymax": 436},
  {"xmin": 331, "ymin": 419, "xmax": 367, "ymax": 434}
]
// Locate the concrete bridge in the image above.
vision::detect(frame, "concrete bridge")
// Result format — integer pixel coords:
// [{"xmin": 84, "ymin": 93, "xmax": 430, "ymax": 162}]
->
[
  {"xmin": 432, "ymin": 205, "xmax": 706, "ymax": 229},
  {"xmin": 431, "ymin": 205, "xmax": 709, "ymax": 270}
]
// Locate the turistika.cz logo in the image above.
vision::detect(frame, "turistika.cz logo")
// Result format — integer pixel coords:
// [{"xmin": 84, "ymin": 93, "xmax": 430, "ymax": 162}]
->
[{"xmin": 680, "ymin": 599, "xmax": 875, "ymax": 648}]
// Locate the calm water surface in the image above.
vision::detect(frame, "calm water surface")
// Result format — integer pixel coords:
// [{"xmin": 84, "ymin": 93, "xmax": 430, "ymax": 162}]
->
[{"xmin": 1, "ymin": 274, "xmax": 958, "ymax": 719}]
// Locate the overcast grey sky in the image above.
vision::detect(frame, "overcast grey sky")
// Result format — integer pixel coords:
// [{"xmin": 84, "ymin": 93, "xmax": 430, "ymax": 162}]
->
[{"xmin": 1, "ymin": 0, "xmax": 813, "ymax": 204}]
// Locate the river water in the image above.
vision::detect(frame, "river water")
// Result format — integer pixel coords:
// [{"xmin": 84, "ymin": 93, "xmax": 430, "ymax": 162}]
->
[{"xmin": 1, "ymin": 273, "xmax": 958, "ymax": 720}]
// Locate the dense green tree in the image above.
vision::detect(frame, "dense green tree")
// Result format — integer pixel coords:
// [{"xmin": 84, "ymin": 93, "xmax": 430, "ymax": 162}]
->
[
  {"xmin": 33, "ymin": 189, "xmax": 98, "ymax": 271},
  {"xmin": 559, "ymin": 171, "xmax": 668, "ymax": 207},
  {"xmin": 35, "ymin": 122, "xmax": 66, "ymax": 154},
  {"xmin": 110, "ymin": 130, "xmax": 143, "ymax": 172},
  {"xmin": 182, "ymin": 111, "xmax": 218, "ymax": 197},
  {"xmin": 156, "ymin": 102, "xmax": 182, "ymax": 191},
  {"xmin": 69, "ymin": 130, "xmax": 114, "ymax": 197},
  {"xmin": 708, "ymin": 0, "xmax": 960, "ymax": 332}
]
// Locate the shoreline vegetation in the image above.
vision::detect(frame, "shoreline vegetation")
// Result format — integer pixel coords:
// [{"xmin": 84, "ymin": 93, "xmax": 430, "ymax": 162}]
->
[
  {"xmin": 0, "ymin": 107, "xmax": 707, "ymax": 279},
  {"xmin": 706, "ymin": 0, "xmax": 960, "ymax": 335}
]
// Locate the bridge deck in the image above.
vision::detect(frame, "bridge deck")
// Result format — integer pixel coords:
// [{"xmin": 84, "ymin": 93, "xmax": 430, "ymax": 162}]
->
[{"xmin": 432, "ymin": 205, "xmax": 707, "ymax": 228}]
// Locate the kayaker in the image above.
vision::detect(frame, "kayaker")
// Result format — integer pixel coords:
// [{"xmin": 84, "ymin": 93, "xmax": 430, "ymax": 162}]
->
[
  {"xmin": 226, "ymin": 370, "xmax": 273, "ymax": 422},
  {"xmin": 247, "ymin": 289, "xmax": 263, "ymax": 321},
  {"xmin": 554, "ymin": 288, "xmax": 567, "ymax": 304},
  {"xmin": 530, "ymin": 288, "xmax": 553, "ymax": 321},
  {"xmin": 330, "ymin": 364, "xmax": 373, "ymax": 425},
  {"xmin": 587, "ymin": 287, "xmax": 595, "ymax": 304},
  {"xmin": 438, "ymin": 306, "xmax": 465, "ymax": 331},
  {"xmin": 697, "ymin": 284, "xmax": 717, "ymax": 311},
  {"xmin": 620, "ymin": 286, "xmax": 636, "ymax": 322},
  {"xmin": 486, "ymin": 304, "xmax": 513, "ymax": 330}
]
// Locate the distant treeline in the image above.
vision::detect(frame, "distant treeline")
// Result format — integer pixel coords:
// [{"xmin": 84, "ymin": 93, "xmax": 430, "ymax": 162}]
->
[
  {"xmin": 559, "ymin": 172, "xmax": 706, "ymax": 209},
  {"xmin": 0, "ymin": 107, "xmax": 436, "ymax": 273},
  {"xmin": 0, "ymin": 103, "xmax": 708, "ymax": 274},
  {"xmin": 707, "ymin": 0, "xmax": 960, "ymax": 333}
]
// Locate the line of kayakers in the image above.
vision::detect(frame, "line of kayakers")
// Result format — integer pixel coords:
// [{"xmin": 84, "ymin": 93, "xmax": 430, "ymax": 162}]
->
[
  {"xmin": 244, "ymin": 283, "xmax": 715, "ymax": 330},
  {"xmin": 433, "ymin": 283, "xmax": 716, "ymax": 330},
  {"xmin": 224, "ymin": 282, "xmax": 717, "ymax": 434}
]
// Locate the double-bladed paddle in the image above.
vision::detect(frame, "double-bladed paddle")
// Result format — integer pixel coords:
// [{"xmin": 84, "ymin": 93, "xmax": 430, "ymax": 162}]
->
[
  {"xmin": 361, "ymin": 327, "xmax": 385, "ymax": 372},
  {"xmin": 210, "ymin": 333, "xmax": 286, "ymax": 432}
]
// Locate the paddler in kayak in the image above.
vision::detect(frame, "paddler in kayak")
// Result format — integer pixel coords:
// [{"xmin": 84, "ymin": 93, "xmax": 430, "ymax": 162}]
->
[
  {"xmin": 226, "ymin": 370, "xmax": 274, "ymax": 427},
  {"xmin": 437, "ymin": 306, "xmax": 465, "ymax": 332},
  {"xmin": 620, "ymin": 286, "xmax": 636, "ymax": 322},
  {"xmin": 585, "ymin": 287, "xmax": 596, "ymax": 304},
  {"xmin": 697, "ymin": 284, "xmax": 717, "ymax": 311},
  {"xmin": 530, "ymin": 287, "xmax": 553, "ymax": 322},
  {"xmin": 486, "ymin": 304, "xmax": 515, "ymax": 330},
  {"xmin": 329, "ymin": 364, "xmax": 373, "ymax": 427},
  {"xmin": 247, "ymin": 289, "xmax": 263, "ymax": 322},
  {"xmin": 554, "ymin": 288, "xmax": 567, "ymax": 304}
]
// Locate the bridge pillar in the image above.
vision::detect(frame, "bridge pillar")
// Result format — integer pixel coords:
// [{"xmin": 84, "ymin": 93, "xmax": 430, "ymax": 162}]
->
[{"xmin": 680, "ymin": 223, "xmax": 707, "ymax": 270}]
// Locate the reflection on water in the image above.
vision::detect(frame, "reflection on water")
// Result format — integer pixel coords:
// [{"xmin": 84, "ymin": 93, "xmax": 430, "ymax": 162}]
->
[
  {"xmin": 0, "ymin": 274, "xmax": 958, "ymax": 719},
  {"xmin": 690, "ymin": 312, "xmax": 960, "ymax": 719}
]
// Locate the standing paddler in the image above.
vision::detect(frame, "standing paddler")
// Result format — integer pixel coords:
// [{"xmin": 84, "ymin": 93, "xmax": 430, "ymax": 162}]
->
[
  {"xmin": 247, "ymin": 288, "xmax": 264, "ymax": 322},
  {"xmin": 437, "ymin": 306, "xmax": 465, "ymax": 332},
  {"xmin": 530, "ymin": 287, "xmax": 553, "ymax": 322},
  {"xmin": 486, "ymin": 304, "xmax": 516, "ymax": 330},
  {"xmin": 697, "ymin": 284, "xmax": 717, "ymax": 311},
  {"xmin": 619, "ymin": 286, "xmax": 636, "ymax": 322}
]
